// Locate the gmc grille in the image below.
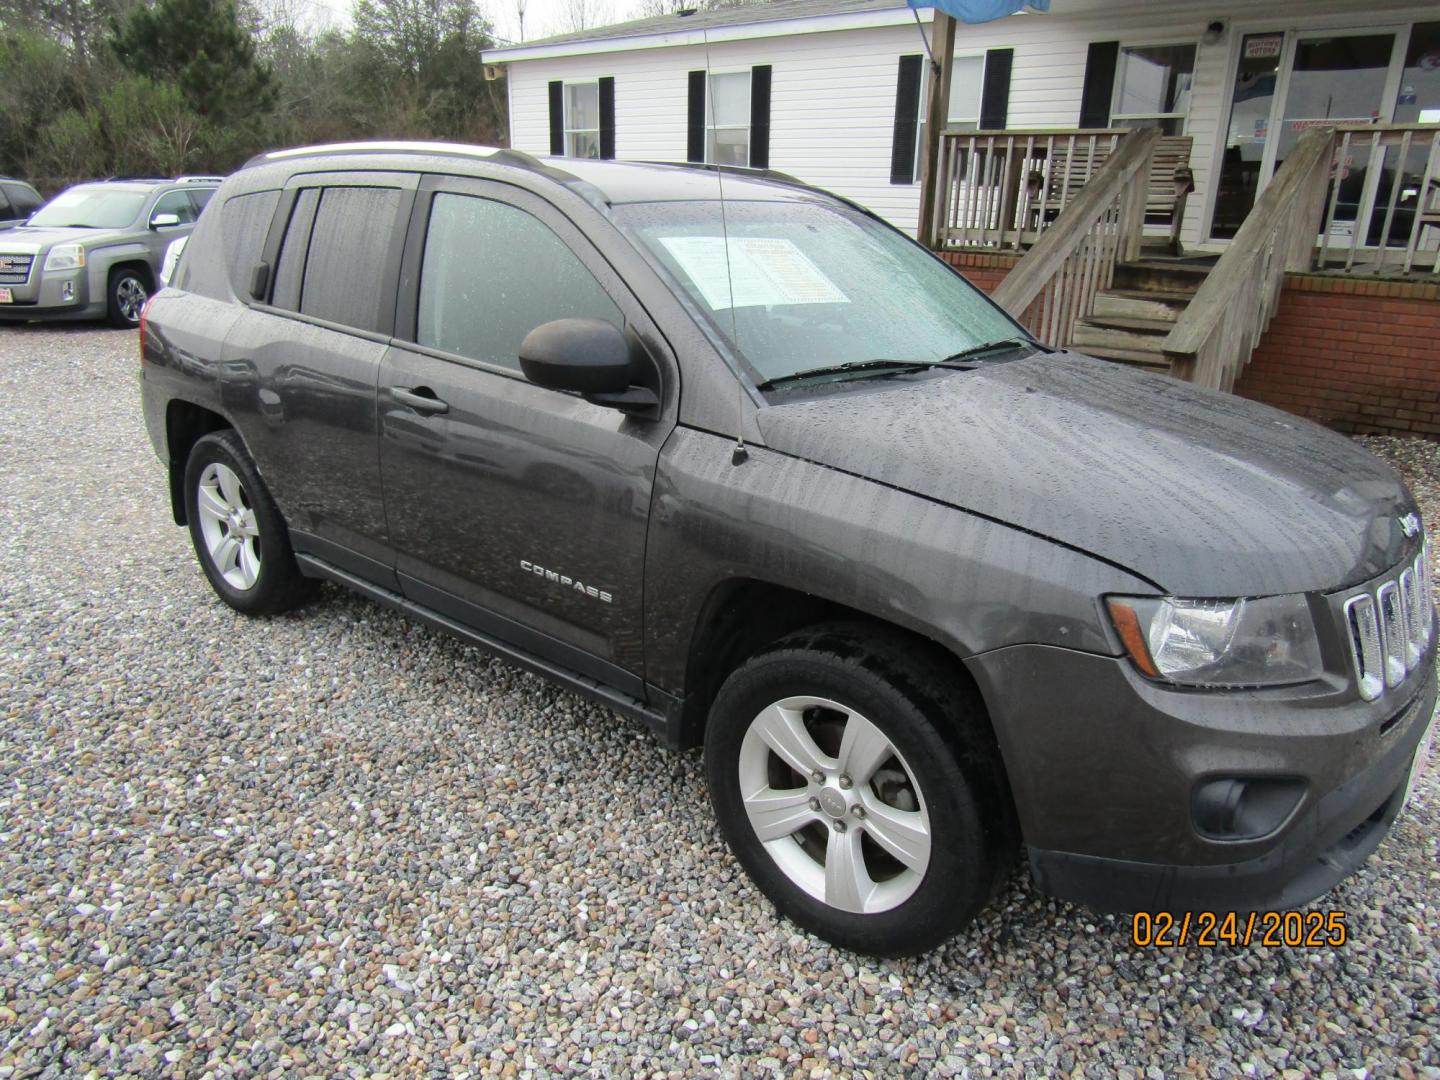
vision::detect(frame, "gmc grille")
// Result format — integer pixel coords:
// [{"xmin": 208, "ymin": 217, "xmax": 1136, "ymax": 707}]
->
[
  {"xmin": 1345, "ymin": 541, "xmax": 1434, "ymax": 701},
  {"xmin": 0, "ymin": 253, "xmax": 34, "ymax": 286}
]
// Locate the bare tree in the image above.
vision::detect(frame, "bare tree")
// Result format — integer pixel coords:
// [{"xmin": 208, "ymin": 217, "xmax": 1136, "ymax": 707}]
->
[{"xmin": 556, "ymin": 0, "xmax": 611, "ymax": 34}]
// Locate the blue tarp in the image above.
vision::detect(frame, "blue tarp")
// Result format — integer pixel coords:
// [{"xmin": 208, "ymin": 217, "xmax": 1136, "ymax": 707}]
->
[{"xmin": 906, "ymin": 0, "xmax": 1049, "ymax": 23}]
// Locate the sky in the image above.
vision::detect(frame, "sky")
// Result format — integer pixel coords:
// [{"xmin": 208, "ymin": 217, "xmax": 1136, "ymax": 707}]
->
[{"xmin": 291, "ymin": 0, "xmax": 646, "ymax": 48}]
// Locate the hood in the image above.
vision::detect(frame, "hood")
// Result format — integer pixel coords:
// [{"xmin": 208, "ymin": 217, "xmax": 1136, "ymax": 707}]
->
[
  {"xmin": 755, "ymin": 352, "xmax": 1414, "ymax": 596},
  {"xmin": 0, "ymin": 226, "xmax": 110, "ymax": 251}
]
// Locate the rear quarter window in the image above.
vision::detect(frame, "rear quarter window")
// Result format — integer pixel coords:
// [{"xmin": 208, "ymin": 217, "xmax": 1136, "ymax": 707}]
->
[{"xmin": 220, "ymin": 189, "xmax": 281, "ymax": 298}]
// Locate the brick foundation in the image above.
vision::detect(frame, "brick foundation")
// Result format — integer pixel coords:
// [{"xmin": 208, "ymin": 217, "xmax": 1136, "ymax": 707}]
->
[
  {"xmin": 1233, "ymin": 275, "xmax": 1440, "ymax": 439},
  {"xmin": 936, "ymin": 250, "xmax": 1018, "ymax": 295}
]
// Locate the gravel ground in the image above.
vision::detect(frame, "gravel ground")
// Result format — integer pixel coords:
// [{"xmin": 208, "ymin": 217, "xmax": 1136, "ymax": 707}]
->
[{"xmin": 0, "ymin": 325, "xmax": 1436, "ymax": 1080}]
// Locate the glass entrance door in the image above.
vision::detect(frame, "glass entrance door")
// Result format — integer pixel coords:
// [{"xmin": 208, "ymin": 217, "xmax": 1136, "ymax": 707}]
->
[
  {"xmin": 1211, "ymin": 28, "xmax": 1405, "ymax": 240},
  {"xmin": 1272, "ymin": 32, "xmax": 1399, "ymax": 242}
]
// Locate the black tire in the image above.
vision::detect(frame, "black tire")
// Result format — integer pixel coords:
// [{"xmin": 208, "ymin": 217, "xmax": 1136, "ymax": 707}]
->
[
  {"xmin": 106, "ymin": 266, "xmax": 149, "ymax": 329},
  {"xmin": 183, "ymin": 430, "xmax": 315, "ymax": 616},
  {"xmin": 705, "ymin": 623, "xmax": 1015, "ymax": 957}
]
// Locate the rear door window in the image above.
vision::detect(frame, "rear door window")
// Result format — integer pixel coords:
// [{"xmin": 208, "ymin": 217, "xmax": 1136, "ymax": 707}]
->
[
  {"xmin": 190, "ymin": 188, "xmax": 216, "ymax": 215},
  {"xmin": 0, "ymin": 189, "xmax": 13, "ymax": 220},
  {"xmin": 271, "ymin": 188, "xmax": 320, "ymax": 311},
  {"xmin": 416, "ymin": 192, "xmax": 621, "ymax": 370},
  {"xmin": 298, "ymin": 186, "xmax": 402, "ymax": 333}
]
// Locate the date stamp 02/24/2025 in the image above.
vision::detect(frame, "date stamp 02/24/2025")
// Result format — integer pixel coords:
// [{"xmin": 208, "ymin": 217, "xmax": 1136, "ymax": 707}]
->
[{"xmin": 1131, "ymin": 911, "xmax": 1350, "ymax": 948}]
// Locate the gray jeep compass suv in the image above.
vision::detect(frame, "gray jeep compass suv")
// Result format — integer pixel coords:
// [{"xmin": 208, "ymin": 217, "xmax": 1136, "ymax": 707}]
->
[
  {"xmin": 0, "ymin": 176, "xmax": 219, "ymax": 327},
  {"xmin": 139, "ymin": 142, "xmax": 1437, "ymax": 956}
]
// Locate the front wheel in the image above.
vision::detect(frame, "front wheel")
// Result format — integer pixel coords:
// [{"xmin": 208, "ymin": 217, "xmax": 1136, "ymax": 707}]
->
[
  {"xmin": 183, "ymin": 430, "xmax": 314, "ymax": 616},
  {"xmin": 705, "ymin": 625, "xmax": 1013, "ymax": 956},
  {"xmin": 107, "ymin": 267, "xmax": 149, "ymax": 328}
]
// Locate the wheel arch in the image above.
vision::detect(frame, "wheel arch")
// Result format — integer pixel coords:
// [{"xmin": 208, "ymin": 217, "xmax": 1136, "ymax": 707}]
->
[
  {"xmin": 107, "ymin": 258, "xmax": 155, "ymax": 291},
  {"xmin": 165, "ymin": 399, "xmax": 232, "ymax": 525},
  {"xmin": 676, "ymin": 578, "xmax": 995, "ymax": 755}
]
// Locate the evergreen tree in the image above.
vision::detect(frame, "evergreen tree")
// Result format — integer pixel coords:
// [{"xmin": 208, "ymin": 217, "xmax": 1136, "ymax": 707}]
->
[{"xmin": 110, "ymin": 0, "xmax": 276, "ymax": 124}]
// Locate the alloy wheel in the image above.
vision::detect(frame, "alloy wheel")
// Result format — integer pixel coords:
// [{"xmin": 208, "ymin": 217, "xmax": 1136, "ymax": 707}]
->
[
  {"xmin": 116, "ymin": 276, "xmax": 148, "ymax": 324},
  {"xmin": 195, "ymin": 462, "xmax": 261, "ymax": 591},
  {"xmin": 737, "ymin": 695, "xmax": 931, "ymax": 914}
]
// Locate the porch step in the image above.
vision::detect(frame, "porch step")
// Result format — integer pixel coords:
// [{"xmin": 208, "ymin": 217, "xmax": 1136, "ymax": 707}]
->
[
  {"xmin": 1109, "ymin": 260, "xmax": 1211, "ymax": 295},
  {"xmin": 1090, "ymin": 290, "xmax": 1189, "ymax": 323},
  {"xmin": 1081, "ymin": 313, "xmax": 1180, "ymax": 333},
  {"xmin": 1068, "ymin": 342, "xmax": 1173, "ymax": 372},
  {"xmin": 1070, "ymin": 320, "xmax": 1171, "ymax": 356}
]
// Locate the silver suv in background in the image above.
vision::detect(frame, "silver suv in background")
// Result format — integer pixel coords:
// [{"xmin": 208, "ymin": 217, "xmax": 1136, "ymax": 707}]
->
[
  {"xmin": 0, "ymin": 178, "xmax": 43, "ymax": 230},
  {"xmin": 0, "ymin": 176, "xmax": 220, "ymax": 328}
]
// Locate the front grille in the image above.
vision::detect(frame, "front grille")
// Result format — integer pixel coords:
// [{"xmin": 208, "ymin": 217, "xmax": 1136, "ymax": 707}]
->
[
  {"xmin": 0, "ymin": 253, "xmax": 34, "ymax": 286},
  {"xmin": 1345, "ymin": 541, "xmax": 1434, "ymax": 701}
]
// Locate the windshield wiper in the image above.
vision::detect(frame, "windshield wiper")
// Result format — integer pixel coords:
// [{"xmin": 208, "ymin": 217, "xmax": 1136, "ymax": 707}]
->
[
  {"xmin": 938, "ymin": 337, "xmax": 1050, "ymax": 363},
  {"xmin": 754, "ymin": 339, "xmax": 1047, "ymax": 391},
  {"xmin": 755, "ymin": 359, "xmax": 940, "ymax": 390}
]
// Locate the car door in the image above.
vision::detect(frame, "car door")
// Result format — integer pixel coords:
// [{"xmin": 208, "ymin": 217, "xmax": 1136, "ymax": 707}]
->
[
  {"xmin": 220, "ymin": 172, "xmax": 417, "ymax": 586},
  {"xmin": 145, "ymin": 188, "xmax": 200, "ymax": 264},
  {"xmin": 378, "ymin": 176, "xmax": 678, "ymax": 696}
]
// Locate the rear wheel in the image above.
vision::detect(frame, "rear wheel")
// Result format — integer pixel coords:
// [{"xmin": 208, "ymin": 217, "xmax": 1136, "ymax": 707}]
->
[
  {"xmin": 705, "ymin": 624, "xmax": 1013, "ymax": 956},
  {"xmin": 107, "ymin": 267, "xmax": 149, "ymax": 328},
  {"xmin": 183, "ymin": 430, "xmax": 314, "ymax": 615}
]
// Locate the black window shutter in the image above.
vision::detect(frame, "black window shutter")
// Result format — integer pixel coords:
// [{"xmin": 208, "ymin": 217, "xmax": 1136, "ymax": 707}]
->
[
  {"xmin": 548, "ymin": 80, "xmax": 564, "ymax": 155},
  {"xmin": 599, "ymin": 76, "xmax": 615, "ymax": 159},
  {"xmin": 687, "ymin": 70, "xmax": 706, "ymax": 162},
  {"xmin": 890, "ymin": 54, "xmax": 924, "ymax": 185},
  {"xmin": 979, "ymin": 48, "xmax": 1013, "ymax": 129},
  {"xmin": 749, "ymin": 65, "xmax": 772, "ymax": 169},
  {"xmin": 1079, "ymin": 41, "xmax": 1119, "ymax": 128}
]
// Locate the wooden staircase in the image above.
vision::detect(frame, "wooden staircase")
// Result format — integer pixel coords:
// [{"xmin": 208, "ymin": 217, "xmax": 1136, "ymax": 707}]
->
[
  {"xmin": 986, "ymin": 127, "xmax": 1345, "ymax": 392},
  {"xmin": 1067, "ymin": 260, "xmax": 1211, "ymax": 375}
]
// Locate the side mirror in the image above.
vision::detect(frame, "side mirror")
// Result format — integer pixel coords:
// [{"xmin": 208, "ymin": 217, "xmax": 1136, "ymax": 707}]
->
[
  {"xmin": 150, "ymin": 212, "xmax": 182, "ymax": 229},
  {"xmin": 519, "ymin": 318, "xmax": 659, "ymax": 414}
]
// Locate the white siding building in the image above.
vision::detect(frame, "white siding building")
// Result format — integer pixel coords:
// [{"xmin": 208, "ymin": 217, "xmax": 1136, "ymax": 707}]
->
[{"xmin": 483, "ymin": 0, "xmax": 1440, "ymax": 248}]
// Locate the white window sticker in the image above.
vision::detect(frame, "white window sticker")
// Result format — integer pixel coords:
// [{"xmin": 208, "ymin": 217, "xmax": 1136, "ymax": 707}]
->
[{"xmin": 658, "ymin": 236, "xmax": 849, "ymax": 310}]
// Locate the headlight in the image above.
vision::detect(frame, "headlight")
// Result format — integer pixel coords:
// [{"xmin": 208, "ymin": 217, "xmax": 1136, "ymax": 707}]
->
[
  {"xmin": 1106, "ymin": 594, "xmax": 1323, "ymax": 688},
  {"xmin": 43, "ymin": 244, "xmax": 86, "ymax": 271}
]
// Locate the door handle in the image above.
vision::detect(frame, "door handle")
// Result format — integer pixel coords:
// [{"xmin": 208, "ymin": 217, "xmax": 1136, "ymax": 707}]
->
[{"xmin": 390, "ymin": 385, "xmax": 449, "ymax": 414}]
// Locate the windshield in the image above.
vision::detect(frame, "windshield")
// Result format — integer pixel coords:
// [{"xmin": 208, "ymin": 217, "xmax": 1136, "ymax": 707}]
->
[
  {"xmin": 612, "ymin": 198, "xmax": 1026, "ymax": 388},
  {"xmin": 28, "ymin": 187, "xmax": 147, "ymax": 229}
]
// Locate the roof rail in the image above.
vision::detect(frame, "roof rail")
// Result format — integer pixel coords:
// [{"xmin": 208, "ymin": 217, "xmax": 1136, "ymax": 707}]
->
[
  {"xmin": 237, "ymin": 140, "xmax": 612, "ymax": 210},
  {"xmin": 636, "ymin": 159, "xmax": 807, "ymax": 188},
  {"xmin": 175, "ymin": 175, "xmax": 225, "ymax": 183}
]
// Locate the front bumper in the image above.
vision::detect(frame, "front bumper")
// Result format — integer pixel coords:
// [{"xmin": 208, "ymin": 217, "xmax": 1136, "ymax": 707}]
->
[
  {"xmin": 0, "ymin": 267, "xmax": 101, "ymax": 321},
  {"xmin": 1027, "ymin": 681, "xmax": 1434, "ymax": 911},
  {"xmin": 967, "ymin": 636, "xmax": 1436, "ymax": 914}
]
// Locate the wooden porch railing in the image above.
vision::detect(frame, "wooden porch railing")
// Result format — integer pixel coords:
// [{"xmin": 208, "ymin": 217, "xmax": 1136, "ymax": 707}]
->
[
  {"xmin": 931, "ymin": 128, "xmax": 1124, "ymax": 250},
  {"xmin": 1315, "ymin": 123, "xmax": 1440, "ymax": 275},
  {"xmin": 990, "ymin": 127, "xmax": 1159, "ymax": 349},
  {"xmin": 1163, "ymin": 129, "xmax": 1350, "ymax": 391}
]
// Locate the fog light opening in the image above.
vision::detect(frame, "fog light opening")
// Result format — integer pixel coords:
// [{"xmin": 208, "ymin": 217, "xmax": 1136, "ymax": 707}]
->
[
  {"xmin": 60, "ymin": 281, "xmax": 74, "ymax": 302},
  {"xmin": 1193, "ymin": 777, "xmax": 1306, "ymax": 841}
]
